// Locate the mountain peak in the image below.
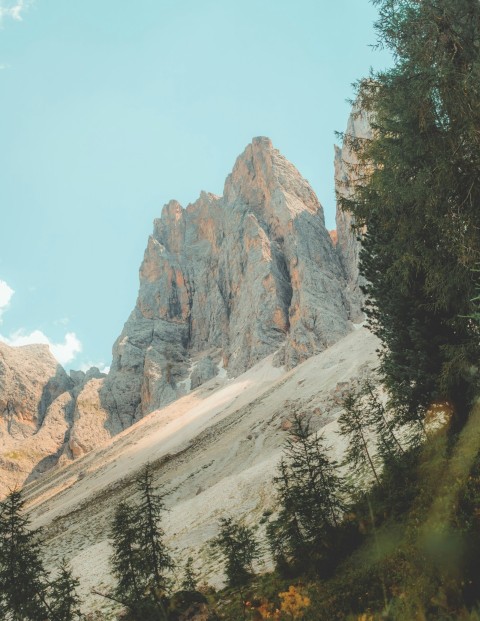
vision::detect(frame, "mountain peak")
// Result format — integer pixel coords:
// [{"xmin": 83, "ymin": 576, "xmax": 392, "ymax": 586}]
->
[
  {"xmin": 104, "ymin": 139, "xmax": 356, "ymax": 426},
  {"xmin": 251, "ymin": 135, "xmax": 273, "ymax": 149}
]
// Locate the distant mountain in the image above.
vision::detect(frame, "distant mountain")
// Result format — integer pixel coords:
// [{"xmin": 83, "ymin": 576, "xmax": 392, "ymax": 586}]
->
[{"xmin": 0, "ymin": 341, "xmax": 106, "ymax": 495}]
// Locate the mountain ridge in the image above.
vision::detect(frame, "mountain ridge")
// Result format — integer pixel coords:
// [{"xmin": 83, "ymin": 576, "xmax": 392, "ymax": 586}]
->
[{"xmin": 0, "ymin": 120, "xmax": 367, "ymax": 499}]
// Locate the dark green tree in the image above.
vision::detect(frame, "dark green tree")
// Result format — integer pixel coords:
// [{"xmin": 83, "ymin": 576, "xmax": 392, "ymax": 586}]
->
[
  {"xmin": 338, "ymin": 381, "xmax": 405, "ymax": 486},
  {"xmin": 110, "ymin": 501, "xmax": 143, "ymax": 608},
  {"xmin": 211, "ymin": 517, "xmax": 260, "ymax": 588},
  {"xmin": 339, "ymin": 0, "xmax": 480, "ymax": 426},
  {"xmin": 0, "ymin": 489, "xmax": 50, "ymax": 621},
  {"xmin": 48, "ymin": 559, "xmax": 82, "ymax": 621},
  {"xmin": 268, "ymin": 414, "xmax": 349, "ymax": 574},
  {"xmin": 180, "ymin": 557, "xmax": 198, "ymax": 592},
  {"xmin": 338, "ymin": 389, "xmax": 380, "ymax": 485},
  {"xmin": 362, "ymin": 380, "xmax": 406, "ymax": 458},
  {"xmin": 134, "ymin": 464, "xmax": 174, "ymax": 598},
  {"xmin": 107, "ymin": 464, "xmax": 173, "ymax": 621}
]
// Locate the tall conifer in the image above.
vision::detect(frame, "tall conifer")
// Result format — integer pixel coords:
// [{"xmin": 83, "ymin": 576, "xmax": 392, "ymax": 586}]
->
[
  {"xmin": 340, "ymin": 0, "xmax": 480, "ymax": 425},
  {"xmin": 0, "ymin": 489, "xmax": 49, "ymax": 621}
]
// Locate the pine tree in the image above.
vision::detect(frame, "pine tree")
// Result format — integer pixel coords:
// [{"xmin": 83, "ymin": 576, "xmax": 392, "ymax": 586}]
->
[
  {"xmin": 134, "ymin": 464, "xmax": 174, "ymax": 598},
  {"xmin": 181, "ymin": 557, "xmax": 198, "ymax": 592},
  {"xmin": 339, "ymin": 0, "xmax": 480, "ymax": 426},
  {"xmin": 266, "ymin": 458, "xmax": 309, "ymax": 574},
  {"xmin": 110, "ymin": 501, "xmax": 143, "ymax": 608},
  {"xmin": 338, "ymin": 382, "xmax": 405, "ymax": 487},
  {"xmin": 362, "ymin": 380, "xmax": 405, "ymax": 459},
  {"xmin": 48, "ymin": 559, "xmax": 82, "ymax": 621},
  {"xmin": 338, "ymin": 390, "xmax": 380, "ymax": 485},
  {"xmin": 211, "ymin": 517, "xmax": 260, "ymax": 588},
  {"xmin": 268, "ymin": 414, "xmax": 349, "ymax": 574},
  {"xmin": 0, "ymin": 489, "xmax": 50, "ymax": 621},
  {"xmin": 108, "ymin": 464, "xmax": 173, "ymax": 621}
]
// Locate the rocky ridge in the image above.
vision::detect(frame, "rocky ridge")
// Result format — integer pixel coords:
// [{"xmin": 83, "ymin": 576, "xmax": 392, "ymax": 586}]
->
[
  {"xmin": 0, "ymin": 125, "xmax": 366, "ymax": 493},
  {"xmin": 0, "ymin": 342, "xmax": 107, "ymax": 495},
  {"xmin": 103, "ymin": 136, "xmax": 360, "ymax": 428}
]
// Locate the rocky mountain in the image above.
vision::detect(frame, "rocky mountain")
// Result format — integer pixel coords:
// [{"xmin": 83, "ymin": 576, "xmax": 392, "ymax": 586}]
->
[
  {"xmin": 334, "ymin": 107, "xmax": 372, "ymax": 317},
  {"xmin": 0, "ymin": 342, "xmax": 107, "ymax": 495},
  {"xmin": 0, "ymin": 129, "xmax": 365, "ymax": 494},
  {"xmin": 103, "ymin": 136, "xmax": 360, "ymax": 429}
]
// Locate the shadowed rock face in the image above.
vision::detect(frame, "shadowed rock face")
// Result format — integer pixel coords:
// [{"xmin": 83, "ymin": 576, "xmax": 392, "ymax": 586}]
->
[
  {"xmin": 334, "ymin": 107, "xmax": 373, "ymax": 320},
  {"xmin": 104, "ymin": 137, "xmax": 358, "ymax": 428}
]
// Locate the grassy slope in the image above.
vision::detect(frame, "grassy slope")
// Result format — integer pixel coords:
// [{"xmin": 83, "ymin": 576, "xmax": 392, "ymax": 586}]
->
[{"xmin": 210, "ymin": 402, "xmax": 480, "ymax": 621}]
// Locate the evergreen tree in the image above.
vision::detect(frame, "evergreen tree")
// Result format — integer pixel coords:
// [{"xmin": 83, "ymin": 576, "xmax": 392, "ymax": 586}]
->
[
  {"xmin": 48, "ymin": 559, "xmax": 82, "ymax": 621},
  {"xmin": 266, "ymin": 458, "xmax": 309, "ymax": 575},
  {"xmin": 0, "ymin": 489, "xmax": 50, "ymax": 621},
  {"xmin": 134, "ymin": 464, "xmax": 174, "ymax": 598},
  {"xmin": 339, "ymin": 0, "xmax": 480, "ymax": 426},
  {"xmin": 108, "ymin": 464, "xmax": 173, "ymax": 621},
  {"xmin": 268, "ymin": 414, "xmax": 349, "ymax": 574},
  {"xmin": 362, "ymin": 380, "xmax": 405, "ymax": 458},
  {"xmin": 338, "ymin": 389, "xmax": 380, "ymax": 485},
  {"xmin": 338, "ymin": 382, "xmax": 405, "ymax": 487},
  {"xmin": 110, "ymin": 501, "xmax": 143, "ymax": 608},
  {"xmin": 180, "ymin": 557, "xmax": 198, "ymax": 592},
  {"xmin": 211, "ymin": 517, "xmax": 260, "ymax": 588}
]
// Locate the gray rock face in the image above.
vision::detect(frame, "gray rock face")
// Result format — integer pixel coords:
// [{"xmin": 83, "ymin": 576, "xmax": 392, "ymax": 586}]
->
[
  {"xmin": 190, "ymin": 356, "xmax": 218, "ymax": 390},
  {"xmin": 105, "ymin": 137, "xmax": 357, "ymax": 426},
  {"xmin": 334, "ymin": 107, "xmax": 372, "ymax": 320}
]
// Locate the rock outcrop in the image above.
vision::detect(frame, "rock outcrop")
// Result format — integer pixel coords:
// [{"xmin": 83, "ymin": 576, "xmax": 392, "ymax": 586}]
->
[
  {"xmin": 104, "ymin": 137, "xmax": 358, "ymax": 427},
  {"xmin": 0, "ymin": 342, "xmax": 109, "ymax": 495},
  {"xmin": 0, "ymin": 342, "xmax": 73, "ymax": 494},
  {"xmin": 0, "ymin": 130, "xmax": 368, "ymax": 494},
  {"xmin": 334, "ymin": 107, "xmax": 372, "ymax": 320}
]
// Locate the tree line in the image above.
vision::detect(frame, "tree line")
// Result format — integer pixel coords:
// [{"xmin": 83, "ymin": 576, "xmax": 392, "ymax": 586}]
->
[{"xmin": 0, "ymin": 379, "xmax": 409, "ymax": 620}]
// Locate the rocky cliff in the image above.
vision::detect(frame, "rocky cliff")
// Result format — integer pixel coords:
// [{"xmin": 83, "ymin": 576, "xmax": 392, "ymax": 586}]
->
[
  {"xmin": 334, "ymin": 107, "xmax": 372, "ymax": 318},
  {"xmin": 103, "ymin": 137, "xmax": 359, "ymax": 428},
  {"xmin": 0, "ymin": 131, "xmax": 366, "ymax": 493},
  {"xmin": 0, "ymin": 342, "xmax": 108, "ymax": 495}
]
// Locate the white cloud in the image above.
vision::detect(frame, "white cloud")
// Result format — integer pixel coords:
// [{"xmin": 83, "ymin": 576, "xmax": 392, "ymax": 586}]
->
[
  {"xmin": 0, "ymin": 329, "xmax": 82, "ymax": 366},
  {"xmin": 0, "ymin": 280, "xmax": 83, "ymax": 367},
  {"xmin": 0, "ymin": 0, "xmax": 32, "ymax": 23},
  {"xmin": 0, "ymin": 280, "xmax": 14, "ymax": 322}
]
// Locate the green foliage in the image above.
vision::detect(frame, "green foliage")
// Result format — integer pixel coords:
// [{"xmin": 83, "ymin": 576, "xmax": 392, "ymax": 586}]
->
[
  {"xmin": 267, "ymin": 414, "xmax": 349, "ymax": 576},
  {"xmin": 48, "ymin": 559, "xmax": 83, "ymax": 621},
  {"xmin": 0, "ymin": 489, "xmax": 83, "ymax": 621},
  {"xmin": 109, "ymin": 463, "xmax": 173, "ymax": 620},
  {"xmin": 135, "ymin": 464, "xmax": 174, "ymax": 596},
  {"xmin": 211, "ymin": 517, "xmax": 260, "ymax": 588},
  {"xmin": 0, "ymin": 489, "xmax": 50, "ymax": 620},
  {"xmin": 110, "ymin": 501, "xmax": 144, "ymax": 606},
  {"xmin": 338, "ymin": 381, "xmax": 408, "ymax": 491},
  {"xmin": 339, "ymin": 0, "xmax": 480, "ymax": 424},
  {"xmin": 338, "ymin": 388, "xmax": 380, "ymax": 485},
  {"xmin": 181, "ymin": 557, "xmax": 198, "ymax": 592}
]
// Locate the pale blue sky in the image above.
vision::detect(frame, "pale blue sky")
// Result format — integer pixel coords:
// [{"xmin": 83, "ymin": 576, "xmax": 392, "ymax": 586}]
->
[{"xmin": 0, "ymin": 0, "xmax": 390, "ymax": 371}]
